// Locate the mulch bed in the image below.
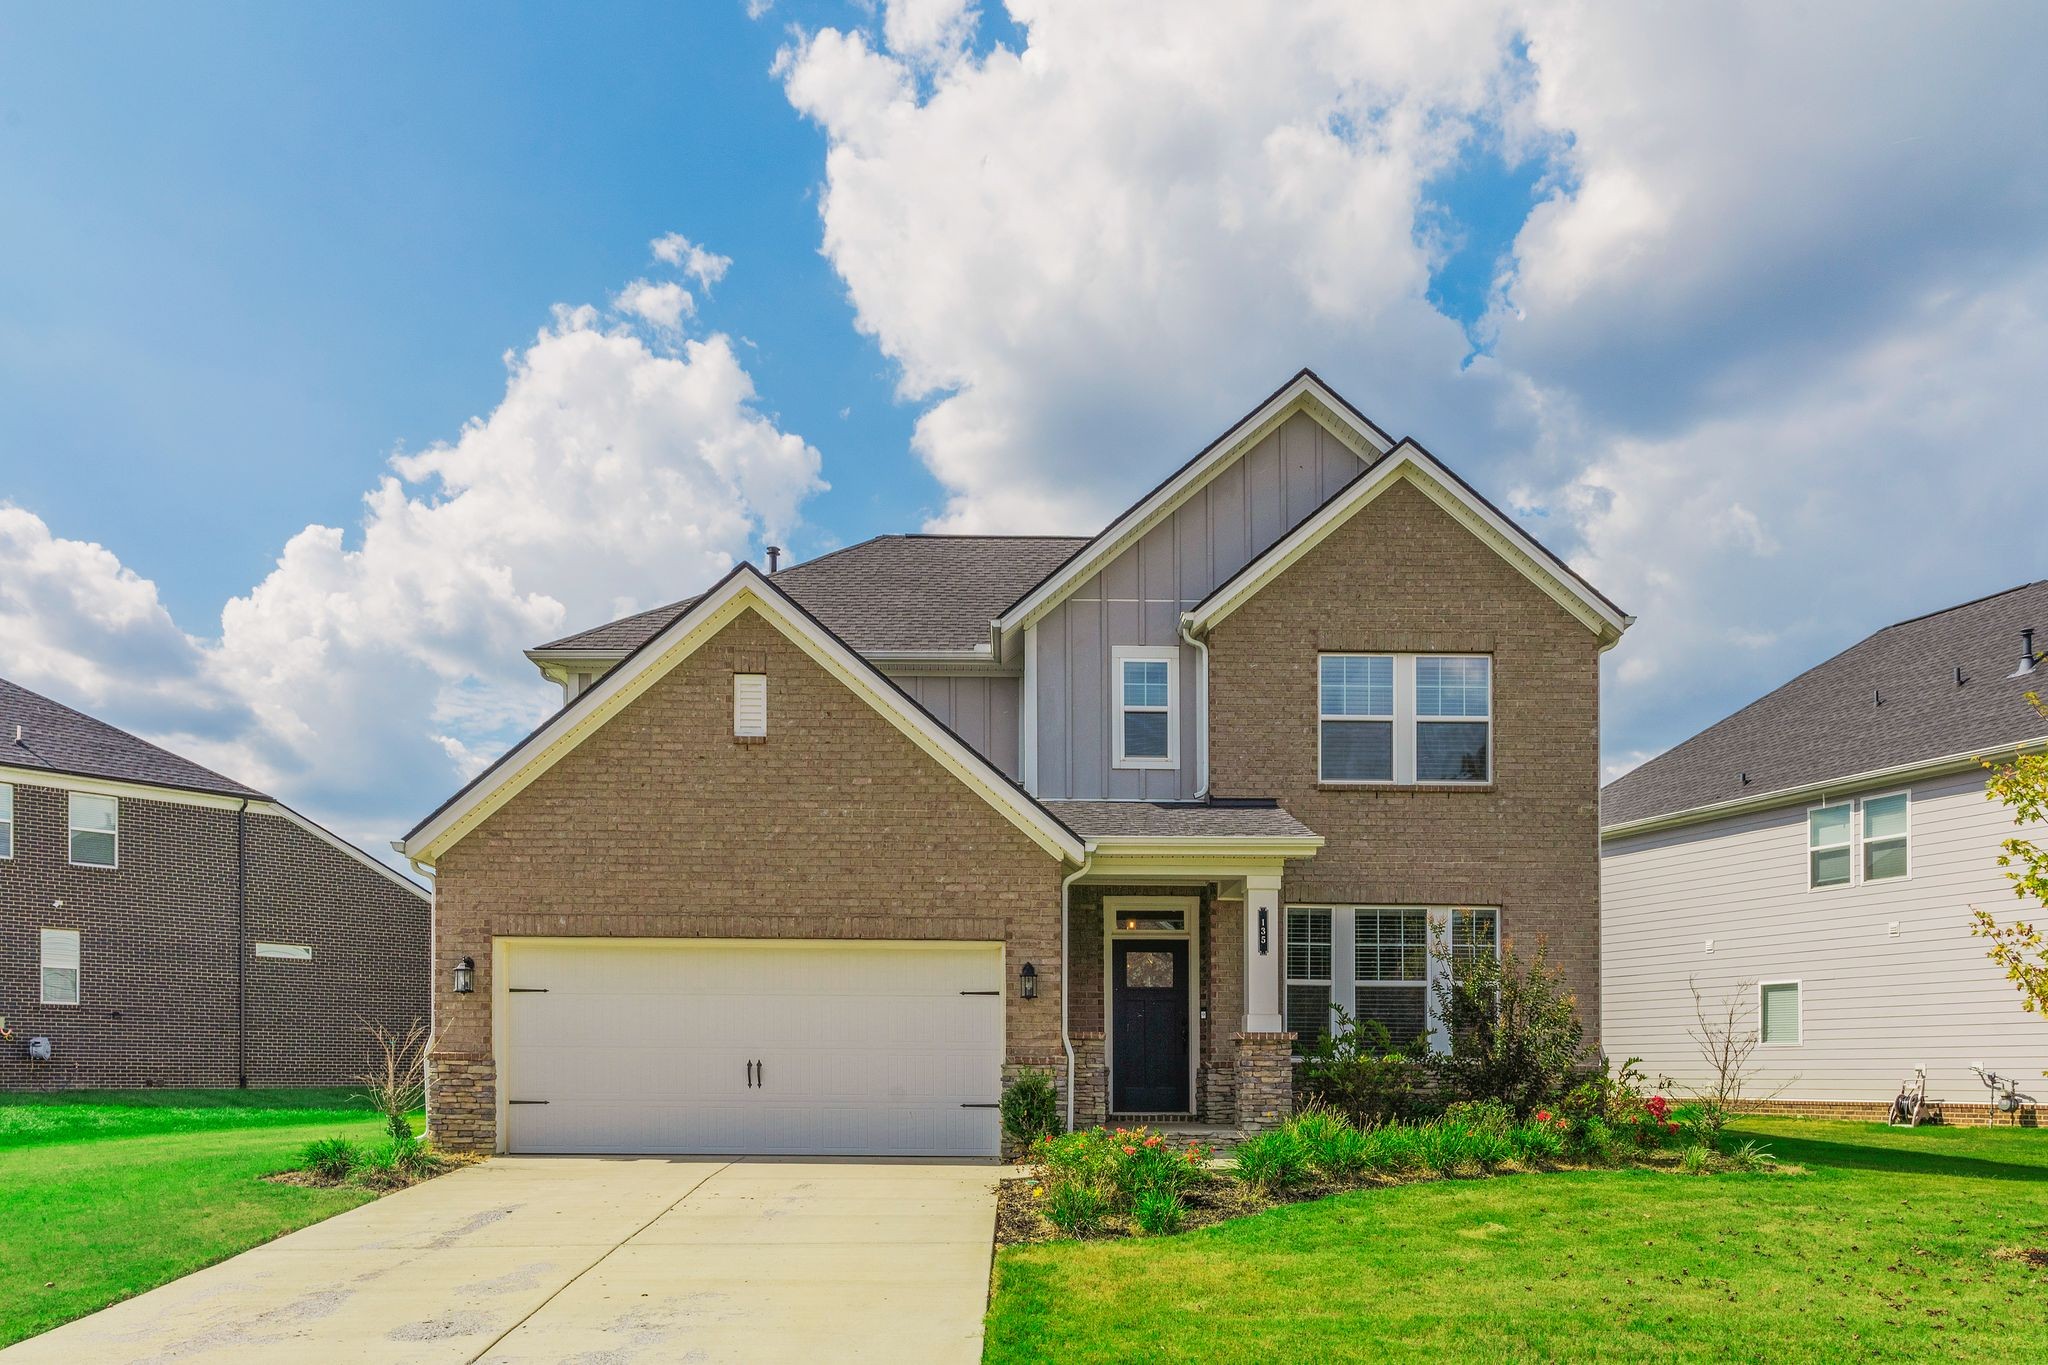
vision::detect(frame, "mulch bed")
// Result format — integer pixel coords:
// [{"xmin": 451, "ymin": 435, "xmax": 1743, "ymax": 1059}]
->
[
  {"xmin": 996, "ymin": 1173, "xmax": 1378, "ymax": 1246},
  {"xmin": 261, "ymin": 1152, "xmax": 478, "ymax": 1193}
]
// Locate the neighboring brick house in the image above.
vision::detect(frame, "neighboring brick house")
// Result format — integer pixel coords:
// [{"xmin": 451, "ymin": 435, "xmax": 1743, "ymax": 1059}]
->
[
  {"xmin": 0, "ymin": 677, "xmax": 430, "ymax": 1089},
  {"xmin": 1602, "ymin": 583, "xmax": 2048, "ymax": 1123},
  {"xmin": 401, "ymin": 369, "xmax": 1629, "ymax": 1156}
]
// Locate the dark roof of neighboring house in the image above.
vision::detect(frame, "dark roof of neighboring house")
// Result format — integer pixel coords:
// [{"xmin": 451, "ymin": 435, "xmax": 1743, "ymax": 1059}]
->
[
  {"xmin": 1043, "ymin": 799, "xmax": 1320, "ymax": 841},
  {"xmin": 532, "ymin": 534, "xmax": 1091, "ymax": 657},
  {"xmin": 1601, "ymin": 580, "xmax": 2048, "ymax": 829},
  {"xmin": 0, "ymin": 676, "xmax": 268, "ymax": 800}
]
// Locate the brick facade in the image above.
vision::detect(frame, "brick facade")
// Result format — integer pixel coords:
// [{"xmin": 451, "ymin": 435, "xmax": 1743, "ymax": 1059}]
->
[
  {"xmin": 427, "ymin": 608, "xmax": 1067, "ymax": 1152},
  {"xmin": 1208, "ymin": 478, "xmax": 1606, "ymax": 1048},
  {"xmin": 0, "ymin": 782, "xmax": 429, "ymax": 1090}
]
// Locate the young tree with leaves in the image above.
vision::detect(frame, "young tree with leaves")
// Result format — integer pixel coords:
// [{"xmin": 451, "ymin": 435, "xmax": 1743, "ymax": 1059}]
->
[{"xmin": 1970, "ymin": 693, "xmax": 2048, "ymax": 1075}]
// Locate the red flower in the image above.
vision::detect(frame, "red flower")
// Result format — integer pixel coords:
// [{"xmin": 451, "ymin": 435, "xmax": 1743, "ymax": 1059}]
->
[
  {"xmin": 1536, "ymin": 1110, "xmax": 1552, "ymax": 1122},
  {"xmin": 1144, "ymin": 1135, "xmax": 1162, "ymax": 1148},
  {"xmin": 1122, "ymin": 1145, "xmax": 1137, "ymax": 1156}
]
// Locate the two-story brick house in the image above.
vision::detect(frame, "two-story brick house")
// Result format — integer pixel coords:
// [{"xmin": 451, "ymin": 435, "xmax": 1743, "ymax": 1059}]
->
[
  {"xmin": 401, "ymin": 370, "xmax": 1629, "ymax": 1156},
  {"xmin": 1, "ymin": 677, "xmax": 430, "ymax": 1089}
]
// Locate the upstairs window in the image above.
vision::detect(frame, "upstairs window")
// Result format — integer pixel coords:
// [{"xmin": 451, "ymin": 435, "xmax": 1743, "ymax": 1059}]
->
[
  {"xmin": 41, "ymin": 928, "xmax": 80, "ymax": 1005},
  {"xmin": 1808, "ymin": 802, "xmax": 1851, "ymax": 888},
  {"xmin": 1415, "ymin": 656, "xmax": 1492, "ymax": 782},
  {"xmin": 1319, "ymin": 655, "xmax": 1394, "ymax": 781},
  {"xmin": 69, "ymin": 793, "xmax": 118, "ymax": 868},
  {"xmin": 1861, "ymin": 792, "xmax": 1910, "ymax": 881},
  {"xmin": 732, "ymin": 673, "xmax": 767, "ymax": 737},
  {"xmin": 1320, "ymin": 654, "xmax": 1491, "ymax": 784},
  {"xmin": 1112, "ymin": 647, "xmax": 1178, "ymax": 769},
  {"xmin": 0, "ymin": 782, "xmax": 11, "ymax": 859}
]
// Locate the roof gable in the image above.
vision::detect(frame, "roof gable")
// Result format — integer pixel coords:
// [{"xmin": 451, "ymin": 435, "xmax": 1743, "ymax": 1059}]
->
[
  {"xmin": 993, "ymin": 369, "xmax": 1395, "ymax": 650},
  {"xmin": 404, "ymin": 562, "xmax": 1086, "ymax": 866},
  {"xmin": 1183, "ymin": 441, "xmax": 1630, "ymax": 643}
]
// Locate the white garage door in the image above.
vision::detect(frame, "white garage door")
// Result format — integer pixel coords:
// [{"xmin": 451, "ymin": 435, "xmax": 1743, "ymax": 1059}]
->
[{"xmin": 499, "ymin": 939, "xmax": 1004, "ymax": 1157}]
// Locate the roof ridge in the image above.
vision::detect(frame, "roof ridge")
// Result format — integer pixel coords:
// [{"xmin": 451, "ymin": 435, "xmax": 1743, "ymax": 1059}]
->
[
  {"xmin": 1875, "ymin": 579, "xmax": 2046, "ymax": 634},
  {"xmin": 0, "ymin": 675, "xmax": 267, "ymax": 799}
]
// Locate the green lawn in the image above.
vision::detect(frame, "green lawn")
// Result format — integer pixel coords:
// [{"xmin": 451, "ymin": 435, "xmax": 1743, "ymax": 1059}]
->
[
  {"xmin": 0, "ymin": 1089, "xmax": 391, "ymax": 1348},
  {"xmin": 985, "ymin": 1119, "xmax": 2048, "ymax": 1363}
]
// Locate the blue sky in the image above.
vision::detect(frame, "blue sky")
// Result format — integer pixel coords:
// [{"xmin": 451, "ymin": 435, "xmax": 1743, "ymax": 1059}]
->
[{"xmin": 3, "ymin": 3, "xmax": 2045, "ymax": 852}]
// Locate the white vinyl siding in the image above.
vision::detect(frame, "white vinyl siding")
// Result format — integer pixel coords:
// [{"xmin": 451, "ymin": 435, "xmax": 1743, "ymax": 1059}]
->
[
  {"xmin": 1111, "ymin": 646, "xmax": 1178, "ymax": 769},
  {"xmin": 41, "ymin": 928, "xmax": 80, "ymax": 1005},
  {"xmin": 1760, "ymin": 981, "xmax": 1802, "ymax": 1045},
  {"xmin": 68, "ymin": 792, "xmax": 118, "ymax": 868},
  {"xmin": 1287, "ymin": 904, "xmax": 1499, "ymax": 1052},
  {"xmin": 1320, "ymin": 654, "xmax": 1491, "ymax": 785},
  {"xmin": 733, "ymin": 673, "xmax": 767, "ymax": 737},
  {"xmin": 0, "ymin": 782, "xmax": 12, "ymax": 859},
  {"xmin": 1602, "ymin": 767, "xmax": 2040, "ymax": 1104}
]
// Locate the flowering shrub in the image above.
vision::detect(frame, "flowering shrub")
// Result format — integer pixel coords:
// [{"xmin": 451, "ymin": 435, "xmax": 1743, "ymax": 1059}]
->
[
  {"xmin": 1029, "ymin": 1125, "xmax": 1212, "ymax": 1234},
  {"xmin": 1231, "ymin": 1128, "xmax": 1311, "ymax": 1194}
]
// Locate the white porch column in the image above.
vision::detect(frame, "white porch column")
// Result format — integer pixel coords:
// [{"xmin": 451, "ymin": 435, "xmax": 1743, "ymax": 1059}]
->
[{"xmin": 1242, "ymin": 872, "xmax": 1285, "ymax": 1033}]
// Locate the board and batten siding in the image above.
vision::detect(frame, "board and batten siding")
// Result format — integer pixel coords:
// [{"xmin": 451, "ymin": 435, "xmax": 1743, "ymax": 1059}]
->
[
  {"xmin": 1031, "ymin": 410, "xmax": 1368, "ymax": 799},
  {"xmin": 893, "ymin": 674, "xmax": 1022, "ymax": 781},
  {"xmin": 1601, "ymin": 767, "xmax": 2044, "ymax": 1105}
]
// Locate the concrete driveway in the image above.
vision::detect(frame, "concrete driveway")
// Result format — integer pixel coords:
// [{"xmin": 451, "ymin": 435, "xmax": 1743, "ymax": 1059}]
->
[{"xmin": 2, "ymin": 1156, "xmax": 1003, "ymax": 1364}]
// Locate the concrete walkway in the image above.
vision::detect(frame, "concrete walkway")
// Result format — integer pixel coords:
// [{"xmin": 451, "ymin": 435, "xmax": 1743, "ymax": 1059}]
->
[{"xmin": 3, "ymin": 1156, "xmax": 1004, "ymax": 1364}]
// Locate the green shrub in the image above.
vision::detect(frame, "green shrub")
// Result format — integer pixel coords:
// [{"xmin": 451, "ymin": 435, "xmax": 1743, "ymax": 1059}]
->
[
  {"xmin": 1568, "ymin": 1114, "xmax": 1617, "ymax": 1163},
  {"xmin": 1297, "ymin": 1008, "xmax": 1432, "ymax": 1125},
  {"xmin": 391, "ymin": 1136, "xmax": 436, "ymax": 1178},
  {"xmin": 300, "ymin": 1136, "xmax": 363, "ymax": 1181},
  {"xmin": 1231, "ymin": 1129, "xmax": 1310, "ymax": 1195},
  {"xmin": 1442, "ymin": 1099, "xmax": 1514, "ymax": 1137},
  {"xmin": 1043, "ymin": 1180, "xmax": 1107, "ymax": 1234},
  {"xmin": 1284, "ymin": 1106, "xmax": 1371, "ymax": 1181},
  {"xmin": 1000, "ymin": 1068, "xmax": 1061, "ymax": 1149},
  {"xmin": 1507, "ymin": 1119, "xmax": 1564, "ymax": 1164},
  {"xmin": 1679, "ymin": 1144, "xmax": 1714, "ymax": 1175},
  {"xmin": 1132, "ymin": 1187, "xmax": 1187, "ymax": 1236},
  {"xmin": 1432, "ymin": 933, "xmax": 1590, "ymax": 1116},
  {"xmin": 1360, "ymin": 1123, "xmax": 1424, "ymax": 1174}
]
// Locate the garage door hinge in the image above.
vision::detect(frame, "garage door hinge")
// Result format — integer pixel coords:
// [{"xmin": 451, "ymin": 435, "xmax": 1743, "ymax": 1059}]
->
[
  {"xmin": 509, "ymin": 987, "xmax": 549, "ymax": 993},
  {"xmin": 508, "ymin": 1099, "xmax": 549, "ymax": 1105},
  {"xmin": 958, "ymin": 989, "xmax": 999, "ymax": 995},
  {"xmin": 960, "ymin": 1102, "xmax": 999, "ymax": 1108}
]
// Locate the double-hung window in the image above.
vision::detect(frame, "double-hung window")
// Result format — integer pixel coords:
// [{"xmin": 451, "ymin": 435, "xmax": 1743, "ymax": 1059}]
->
[
  {"xmin": 1808, "ymin": 792, "xmax": 1910, "ymax": 887},
  {"xmin": 1112, "ymin": 646, "xmax": 1178, "ymax": 769},
  {"xmin": 41, "ymin": 929, "xmax": 80, "ymax": 1005},
  {"xmin": 69, "ymin": 793, "xmax": 118, "ymax": 868},
  {"xmin": 1320, "ymin": 654, "xmax": 1491, "ymax": 784},
  {"xmin": 1285, "ymin": 905, "xmax": 1500, "ymax": 1051},
  {"xmin": 0, "ymin": 782, "xmax": 12, "ymax": 859}
]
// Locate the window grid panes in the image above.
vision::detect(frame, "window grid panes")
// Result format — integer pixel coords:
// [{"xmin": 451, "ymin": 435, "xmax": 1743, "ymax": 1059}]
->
[
  {"xmin": 1808, "ymin": 803, "xmax": 1851, "ymax": 888},
  {"xmin": 1451, "ymin": 908, "xmax": 1500, "ymax": 967},
  {"xmin": 68, "ymin": 793, "xmax": 118, "ymax": 868},
  {"xmin": 1862, "ymin": 793, "xmax": 1909, "ymax": 881},
  {"xmin": 1319, "ymin": 655, "xmax": 1394, "ymax": 783},
  {"xmin": 1119, "ymin": 658, "xmax": 1172, "ymax": 762},
  {"xmin": 1354, "ymin": 909, "xmax": 1429, "ymax": 1047},
  {"xmin": 1285, "ymin": 909, "xmax": 1334, "ymax": 1045},
  {"xmin": 1415, "ymin": 656, "xmax": 1490, "ymax": 782},
  {"xmin": 0, "ymin": 783, "xmax": 12, "ymax": 859},
  {"xmin": 1319, "ymin": 653, "xmax": 1491, "ymax": 784}
]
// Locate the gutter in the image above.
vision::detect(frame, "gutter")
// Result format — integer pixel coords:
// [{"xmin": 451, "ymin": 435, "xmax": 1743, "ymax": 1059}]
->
[
  {"xmin": 1600, "ymin": 734, "xmax": 2048, "ymax": 842},
  {"xmin": 1179, "ymin": 615, "xmax": 1210, "ymax": 799},
  {"xmin": 1060, "ymin": 854, "xmax": 1092, "ymax": 1134}
]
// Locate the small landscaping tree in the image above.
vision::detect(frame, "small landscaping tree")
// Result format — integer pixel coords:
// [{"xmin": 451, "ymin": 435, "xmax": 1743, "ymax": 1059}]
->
[
  {"xmin": 1681, "ymin": 976, "xmax": 1781, "ymax": 1144},
  {"xmin": 356, "ymin": 1018, "xmax": 431, "ymax": 1149},
  {"xmin": 1971, "ymin": 693, "xmax": 2048, "ymax": 1076},
  {"xmin": 1000, "ymin": 1067, "xmax": 1062, "ymax": 1148},
  {"xmin": 1297, "ymin": 1007, "xmax": 1431, "ymax": 1125},
  {"xmin": 1430, "ymin": 928, "xmax": 1588, "ymax": 1116}
]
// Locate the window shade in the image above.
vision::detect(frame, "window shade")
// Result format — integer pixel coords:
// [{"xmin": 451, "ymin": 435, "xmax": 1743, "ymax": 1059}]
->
[{"xmin": 1760, "ymin": 982, "xmax": 1800, "ymax": 1044}]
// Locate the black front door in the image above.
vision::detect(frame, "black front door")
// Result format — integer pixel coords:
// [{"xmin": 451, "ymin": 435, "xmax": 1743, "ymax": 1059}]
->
[{"xmin": 1111, "ymin": 939, "xmax": 1190, "ymax": 1113}]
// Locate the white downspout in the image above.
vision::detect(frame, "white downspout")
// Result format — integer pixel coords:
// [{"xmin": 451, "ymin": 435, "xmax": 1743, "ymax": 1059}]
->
[
  {"xmin": 1061, "ymin": 852, "xmax": 1093, "ymax": 1133},
  {"xmin": 1179, "ymin": 615, "xmax": 1210, "ymax": 799}
]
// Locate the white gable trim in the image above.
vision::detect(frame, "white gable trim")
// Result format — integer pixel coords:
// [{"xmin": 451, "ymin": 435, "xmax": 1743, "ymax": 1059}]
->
[
  {"xmin": 402, "ymin": 565, "xmax": 1085, "ymax": 867},
  {"xmin": 1182, "ymin": 443, "xmax": 1631, "ymax": 644},
  {"xmin": 993, "ymin": 371, "xmax": 1394, "ymax": 644}
]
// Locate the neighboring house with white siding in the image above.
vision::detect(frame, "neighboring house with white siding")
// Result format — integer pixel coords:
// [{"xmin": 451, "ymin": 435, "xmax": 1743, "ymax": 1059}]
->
[{"xmin": 1602, "ymin": 582, "xmax": 2048, "ymax": 1120}]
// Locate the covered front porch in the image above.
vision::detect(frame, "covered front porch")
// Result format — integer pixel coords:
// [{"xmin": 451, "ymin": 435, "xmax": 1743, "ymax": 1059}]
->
[{"xmin": 1045, "ymin": 800, "xmax": 1322, "ymax": 1133}]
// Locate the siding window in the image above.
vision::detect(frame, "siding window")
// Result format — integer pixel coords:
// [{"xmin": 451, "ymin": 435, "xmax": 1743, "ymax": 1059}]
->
[
  {"xmin": 0, "ymin": 782, "xmax": 11, "ymax": 859},
  {"xmin": 254, "ymin": 943, "xmax": 314, "ymax": 961},
  {"xmin": 1285, "ymin": 909, "xmax": 1333, "ymax": 1044},
  {"xmin": 1861, "ymin": 792, "xmax": 1910, "ymax": 881},
  {"xmin": 1353, "ymin": 908, "xmax": 1429, "ymax": 1047},
  {"xmin": 1760, "ymin": 981, "xmax": 1801, "ymax": 1044},
  {"xmin": 1111, "ymin": 646, "xmax": 1178, "ymax": 769},
  {"xmin": 1807, "ymin": 802, "xmax": 1851, "ymax": 888},
  {"xmin": 69, "ymin": 793, "xmax": 118, "ymax": 868},
  {"xmin": 41, "ymin": 928, "xmax": 80, "ymax": 1005},
  {"xmin": 732, "ymin": 673, "xmax": 767, "ymax": 737},
  {"xmin": 1319, "ymin": 655, "xmax": 1394, "ymax": 781},
  {"xmin": 1414, "ymin": 656, "xmax": 1492, "ymax": 782}
]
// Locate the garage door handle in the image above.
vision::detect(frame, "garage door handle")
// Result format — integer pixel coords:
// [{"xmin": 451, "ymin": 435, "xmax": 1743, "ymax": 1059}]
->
[
  {"xmin": 509, "ymin": 1100, "xmax": 548, "ymax": 1105},
  {"xmin": 757, "ymin": 1060, "xmax": 764, "ymax": 1088},
  {"xmin": 746, "ymin": 1060, "xmax": 755, "ymax": 1088}
]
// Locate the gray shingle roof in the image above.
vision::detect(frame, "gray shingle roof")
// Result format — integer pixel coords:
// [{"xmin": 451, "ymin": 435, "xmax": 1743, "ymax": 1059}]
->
[
  {"xmin": 1602, "ymin": 580, "xmax": 2048, "ymax": 829},
  {"xmin": 0, "ymin": 676, "xmax": 267, "ymax": 799},
  {"xmin": 1043, "ymin": 800, "xmax": 1320, "ymax": 840},
  {"xmin": 533, "ymin": 535, "xmax": 1089, "ymax": 656}
]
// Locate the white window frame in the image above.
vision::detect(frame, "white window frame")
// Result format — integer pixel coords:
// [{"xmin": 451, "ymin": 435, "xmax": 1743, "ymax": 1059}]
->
[
  {"xmin": 1286, "ymin": 904, "xmax": 1500, "ymax": 1055},
  {"xmin": 1283, "ymin": 907, "xmax": 1335, "ymax": 1045},
  {"xmin": 732, "ymin": 672, "xmax": 767, "ymax": 737},
  {"xmin": 1111, "ymin": 645, "xmax": 1179, "ymax": 770},
  {"xmin": 1759, "ymin": 979, "xmax": 1802, "ymax": 1046},
  {"xmin": 1350, "ymin": 906, "xmax": 1432, "ymax": 1050},
  {"xmin": 41, "ymin": 928, "xmax": 81, "ymax": 1006},
  {"xmin": 68, "ymin": 792, "xmax": 119, "ymax": 869},
  {"xmin": 0, "ymin": 781, "xmax": 12, "ymax": 860},
  {"xmin": 1859, "ymin": 789, "xmax": 1912, "ymax": 883},
  {"xmin": 1806, "ymin": 799, "xmax": 1852, "ymax": 890},
  {"xmin": 1319, "ymin": 653, "xmax": 1492, "ymax": 786}
]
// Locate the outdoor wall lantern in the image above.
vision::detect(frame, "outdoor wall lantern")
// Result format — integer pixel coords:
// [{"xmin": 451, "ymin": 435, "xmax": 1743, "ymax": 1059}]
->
[
  {"xmin": 453, "ymin": 956, "xmax": 476, "ymax": 995},
  {"xmin": 1019, "ymin": 962, "xmax": 1039, "ymax": 999}
]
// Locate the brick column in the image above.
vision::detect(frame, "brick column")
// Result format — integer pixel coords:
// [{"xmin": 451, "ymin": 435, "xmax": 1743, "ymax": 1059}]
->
[
  {"xmin": 427, "ymin": 1052, "xmax": 496, "ymax": 1154},
  {"xmin": 1232, "ymin": 1032, "xmax": 1296, "ymax": 1133},
  {"xmin": 1071, "ymin": 1032, "xmax": 1108, "ymax": 1130}
]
